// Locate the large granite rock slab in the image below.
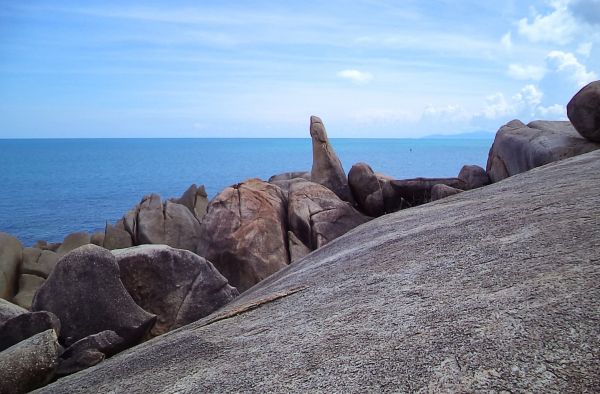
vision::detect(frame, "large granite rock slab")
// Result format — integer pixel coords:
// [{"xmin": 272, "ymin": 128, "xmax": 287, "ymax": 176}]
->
[
  {"xmin": 198, "ymin": 179, "xmax": 289, "ymax": 292},
  {"xmin": 288, "ymin": 180, "xmax": 370, "ymax": 251},
  {"xmin": 0, "ymin": 232, "xmax": 22, "ymax": 300},
  {"xmin": 0, "ymin": 329, "xmax": 60, "ymax": 394},
  {"xmin": 113, "ymin": 245, "xmax": 238, "ymax": 337},
  {"xmin": 0, "ymin": 311, "xmax": 61, "ymax": 352},
  {"xmin": 309, "ymin": 116, "xmax": 355, "ymax": 204},
  {"xmin": 32, "ymin": 245, "xmax": 156, "ymax": 347},
  {"xmin": 486, "ymin": 119, "xmax": 600, "ymax": 182},
  {"xmin": 567, "ymin": 80, "xmax": 600, "ymax": 142},
  {"xmin": 348, "ymin": 162, "xmax": 385, "ymax": 217},
  {"xmin": 38, "ymin": 150, "xmax": 600, "ymax": 393}
]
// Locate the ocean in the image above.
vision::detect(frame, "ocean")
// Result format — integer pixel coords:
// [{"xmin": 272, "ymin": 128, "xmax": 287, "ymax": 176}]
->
[{"xmin": 0, "ymin": 138, "xmax": 493, "ymax": 246}]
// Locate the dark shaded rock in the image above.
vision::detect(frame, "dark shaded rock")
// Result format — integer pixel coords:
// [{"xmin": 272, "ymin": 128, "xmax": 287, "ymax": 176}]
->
[
  {"xmin": 486, "ymin": 119, "xmax": 600, "ymax": 182},
  {"xmin": 137, "ymin": 194, "xmax": 165, "ymax": 245},
  {"xmin": 309, "ymin": 116, "xmax": 355, "ymax": 204},
  {"xmin": 0, "ymin": 329, "xmax": 60, "ymax": 394},
  {"xmin": 113, "ymin": 245, "xmax": 238, "ymax": 337},
  {"xmin": 288, "ymin": 180, "xmax": 370, "ymax": 251},
  {"xmin": 0, "ymin": 311, "xmax": 61, "ymax": 352},
  {"xmin": 0, "ymin": 232, "xmax": 22, "ymax": 300},
  {"xmin": 430, "ymin": 184, "xmax": 464, "ymax": 201},
  {"xmin": 12, "ymin": 274, "xmax": 45, "ymax": 310},
  {"xmin": 90, "ymin": 232, "xmax": 105, "ymax": 247},
  {"xmin": 37, "ymin": 150, "xmax": 600, "ymax": 393},
  {"xmin": 567, "ymin": 80, "xmax": 600, "ymax": 142},
  {"xmin": 385, "ymin": 178, "xmax": 467, "ymax": 207},
  {"xmin": 0, "ymin": 298, "xmax": 27, "ymax": 326},
  {"xmin": 458, "ymin": 165, "xmax": 490, "ymax": 190},
  {"xmin": 171, "ymin": 184, "xmax": 209, "ymax": 220},
  {"xmin": 198, "ymin": 179, "xmax": 289, "ymax": 292},
  {"xmin": 31, "ymin": 245, "xmax": 156, "ymax": 347},
  {"xmin": 288, "ymin": 231, "xmax": 312, "ymax": 263},
  {"xmin": 164, "ymin": 201, "xmax": 202, "ymax": 253},
  {"xmin": 348, "ymin": 162, "xmax": 385, "ymax": 217},
  {"xmin": 56, "ymin": 330, "xmax": 125, "ymax": 377},
  {"xmin": 56, "ymin": 232, "xmax": 91, "ymax": 256},
  {"xmin": 103, "ymin": 223, "xmax": 133, "ymax": 250},
  {"xmin": 20, "ymin": 248, "xmax": 58, "ymax": 279},
  {"xmin": 268, "ymin": 171, "xmax": 310, "ymax": 183}
]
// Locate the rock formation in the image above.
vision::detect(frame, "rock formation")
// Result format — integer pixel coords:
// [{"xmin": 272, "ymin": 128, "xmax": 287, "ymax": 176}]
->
[
  {"xmin": 0, "ymin": 232, "xmax": 22, "ymax": 300},
  {"xmin": 309, "ymin": 116, "xmax": 355, "ymax": 204},
  {"xmin": 12, "ymin": 274, "xmax": 45, "ymax": 310},
  {"xmin": 384, "ymin": 177, "xmax": 467, "ymax": 207},
  {"xmin": 430, "ymin": 184, "xmax": 464, "ymax": 201},
  {"xmin": 457, "ymin": 164, "xmax": 490, "ymax": 190},
  {"xmin": 0, "ymin": 311, "xmax": 61, "ymax": 352},
  {"xmin": 348, "ymin": 162, "xmax": 385, "ymax": 217},
  {"xmin": 170, "ymin": 183, "xmax": 209, "ymax": 220},
  {"xmin": 198, "ymin": 179, "xmax": 289, "ymax": 292},
  {"xmin": 56, "ymin": 330, "xmax": 125, "ymax": 377},
  {"xmin": 567, "ymin": 80, "xmax": 600, "ymax": 142},
  {"xmin": 0, "ymin": 299, "xmax": 26, "ymax": 326}
]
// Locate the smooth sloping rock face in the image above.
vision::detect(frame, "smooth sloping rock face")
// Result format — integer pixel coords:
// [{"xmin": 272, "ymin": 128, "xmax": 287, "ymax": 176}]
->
[
  {"xmin": 288, "ymin": 180, "xmax": 370, "ymax": 251},
  {"xmin": 0, "ymin": 232, "xmax": 22, "ymax": 300},
  {"xmin": 40, "ymin": 150, "xmax": 600, "ymax": 393},
  {"xmin": 12, "ymin": 274, "xmax": 45, "ymax": 310},
  {"xmin": 0, "ymin": 298, "xmax": 27, "ymax": 326},
  {"xmin": 309, "ymin": 116, "xmax": 355, "ymax": 204},
  {"xmin": 348, "ymin": 162, "xmax": 385, "ymax": 217},
  {"xmin": 0, "ymin": 329, "xmax": 60, "ymax": 394},
  {"xmin": 0, "ymin": 311, "xmax": 61, "ymax": 352},
  {"xmin": 458, "ymin": 164, "xmax": 490, "ymax": 190},
  {"xmin": 486, "ymin": 119, "xmax": 600, "ymax": 182},
  {"xmin": 31, "ymin": 245, "xmax": 156, "ymax": 347},
  {"xmin": 567, "ymin": 80, "xmax": 600, "ymax": 142},
  {"xmin": 430, "ymin": 184, "xmax": 463, "ymax": 201},
  {"xmin": 198, "ymin": 179, "xmax": 289, "ymax": 292},
  {"xmin": 113, "ymin": 245, "xmax": 238, "ymax": 337}
]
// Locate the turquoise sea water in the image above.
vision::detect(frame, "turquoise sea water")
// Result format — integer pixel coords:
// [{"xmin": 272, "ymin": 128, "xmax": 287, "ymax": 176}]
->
[{"xmin": 0, "ymin": 138, "xmax": 492, "ymax": 246}]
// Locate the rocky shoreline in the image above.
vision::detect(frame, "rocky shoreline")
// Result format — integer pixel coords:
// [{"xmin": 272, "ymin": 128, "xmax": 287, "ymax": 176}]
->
[{"xmin": 0, "ymin": 81, "xmax": 599, "ymax": 393}]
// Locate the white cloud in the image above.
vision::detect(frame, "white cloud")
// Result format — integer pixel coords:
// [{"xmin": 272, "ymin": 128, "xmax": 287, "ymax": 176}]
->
[
  {"xmin": 577, "ymin": 42, "xmax": 593, "ymax": 57},
  {"xmin": 501, "ymin": 31, "xmax": 512, "ymax": 50},
  {"xmin": 337, "ymin": 69, "xmax": 374, "ymax": 84},
  {"xmin": 517, "ymin": 1, "xmax": 579, "ymax": 45},
  {"xmin": 546, "ymin": 50, "xmax": 597, "ymax": 87},
  {"xmin": 537, "ymin": 104, "xmax": 566, "ymax": 118},
  {"xmin": 507, "ymin": 64, "xmax": 546, "ymax": 80},
  {"xmin": 481, "ymin": 84, "xmax": 543, "ymax": 119}
]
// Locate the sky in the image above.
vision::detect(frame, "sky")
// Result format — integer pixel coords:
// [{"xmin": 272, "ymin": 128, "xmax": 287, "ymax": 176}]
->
[{"xmin": 0, "ymin": 0, "xmax": 599, "ymax": 138}]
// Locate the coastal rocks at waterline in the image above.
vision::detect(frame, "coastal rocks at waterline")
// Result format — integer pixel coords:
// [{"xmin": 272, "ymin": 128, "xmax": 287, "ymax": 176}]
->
[
  {"xmin": 348, "ymin": 162, "xmax": 385, "ymax": 217},
  {"xmin": 0, "ymin": 311, "xmax": 61, "ymax": 352},
  {"xmin": 310, "ymin": 116, "xmax": 355, "ymax": 204},
  {"xmin": 0, "ymin": 329, "xmax": 61, "ymax": 394},
  {"xmin": 567, "ymin": 80, "xmax": 600, "ymax": 142},
  {"xmin": 198, "ymin": 179, "xmax": 289, "ymax": 292},
  {"xmin": 0, "ymin": 233, "xmax": 23, "ymax": 300},
  {"xmin": 288, "ymin": 180, "xmax": 370, "ymax": 258},
  {"xmin": 486, "ymin": 119, "xmax": 600, "ymax": 182},
  {"xmin": 113, "ymin": 245, "xmax": 238, "ymax": 337},
  {"xmin": 32, "ymin": 245, "xmax": 156, "ymax": 347},
  {"xmin": 170, "ymin": 183, "xmax": 210, "ymax": 220}
]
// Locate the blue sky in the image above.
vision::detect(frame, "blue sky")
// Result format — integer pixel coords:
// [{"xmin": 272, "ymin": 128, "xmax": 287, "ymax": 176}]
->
[{"xmin": 0, "ymin": 0, "xmax": 599, "ymax": 137}]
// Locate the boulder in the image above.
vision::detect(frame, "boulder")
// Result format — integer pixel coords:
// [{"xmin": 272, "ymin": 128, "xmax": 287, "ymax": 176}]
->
[
  {"xmin": 0, "ymin": 329, "xmax": 60, "ymax": 394},
  {"xmin": 56, "ymin": 330, "xmax": 125, "ymax": 377},
  {"xmin": 136, "ymin": 194, "xmax": 165, "ymax": 245},
  {"xmin": 103, "ymin": 223, "xmax": 133, "ymax": 250},
  {"xmin": 34, "ymin": 241, "xmax": 61, "ymax": 252},
  {"xmin": 458, "ymin": 165, "xmax": 490, "ymax": 190},
  {"xmin": 20, "ymin": 248, "xmax": 59, "ymax": 278},
  {"xmin": 171, "ymin": 184, "xmax": 209, "ymax": 220},
  {"xmin": 486, "ymin": 119, "xmax": 600, "ymax": 182},
  {"xmin": 198, "ymin": 179, "xmax": 289, "ymax": 292},
  {"xmin": 90, "ymin": 232, "xmax": 105, "ymax": 247},
  {"xmin": 268, "ymin": 171, "xmax": 311, "ymax": 183},
  {"xmin": 0, "ymin": 298, "xmax": 27, "ymax": 326},
  {"xmin": 348, "ymin": 162, "xmax": 385, "ymax": 217},
  {"xmin": 430, "ymin": 184, "xmax": 464, "ymax": 201},
  {"xmin": 385, "ymin": 177, "xmax": 467, "ymax": 207},
  {"xmin": 0, "ymin": 311, "xmax": 61, "ymax": 352},
  {"xmin": 309, "ymin": 116, "xmax": 355, "ymax": 204},
  {"xmin": 31, "ymin": 245, "xmax": 156, "ymax": 347},
  {"xmin": 163, "ymin": 201, "xmax": 202, "ymax": 253},
  {"xmin": 0, "ymin": 232, "xmax": 22, "ymax": 300},
  {"xmin": 288, "ymin": 180, "xmax": 370, "ymax": 251},
  {"xmin": 567, "ymin": 80, "xmax": 600, "ymax": 142},
  {"xmin": 113, "ymin": 245, "xmax": 238, "ymax": 337},
  {"xmin": 12, "ymin": 274, "xmax": 45, "ymax": 310},
  {"xmin": 57, "ymin": 232, "xmax": 91, "ymax": 255}
]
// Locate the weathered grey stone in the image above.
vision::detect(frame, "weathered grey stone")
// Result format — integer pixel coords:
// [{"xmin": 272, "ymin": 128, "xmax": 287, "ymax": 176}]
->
[
  {"xmin": 0, "ymin": 329, "xmax": 60, "ymax": 394},
  {"xmin": 171, "ymin": 184, "xmax": 209, "ymax": 221},
  {"xmin": 288, "ymin": 231, "xmax": 311, "ymax": 263},
  {"xmin": 12, "ymin": 274, "xmax": 45, "ymax": 310},
  {"xmin": 164, "ymin": 201, "xmax": 202, "ymax": 254},
  {"xmin": 90, "ymin": 232, "xmax": 105, "ymax": 247},
  {"xmin": 430, "ymin": 184, "xmax": 464, "ymax": 201},
  {"xmin": 198, "ymin": 179, "xmax": 289, "ymax": 292},
  {"xmin": 0, "ymin": 298, "xmax": 27, "ymax": 326},
  {"xmin": 567, "ymin": 80, "xmax": 600, "ymax": 142},
  {"xmin": 486, "ymin": 119, "xmax": 600, "ymax": 182},
  {"xmin": 56, "ymin": 232, "xmax": 91, "ymax": 256},
  {"xmin": 34, "ymin": 240, "xmax": 61, "ymax": 252},
  {"xmin": 309, "ymin": 116, "xmax": 355, "ymax": 204},
  {"xmin": 458, "ymin": 164, "xmax": 490, "ymax": 190},
  {"xmin": 32, "ymin": 245, "xmax": 156, "ymax": 347},
  {"xmin": 103, "ymin": 223, "xmax": 133, "ymax": 250},
  {"xmin": 137, "ymin": 194, "xmax": 165, "ymax": 245},
  {"xmin": 385, "ymin": 177, "xmax": 467, "ymax": 207},
  {"xmin": 37, "ymin": 150, "xmax": 600, "ymax": 393},
  {"xmin": 0, "ymin": 232, "xmax": 22, "ymax": 301},
  {"xmin": 20, "ymin": 249, "xmax": 58, "ymax": 279},
  {"xmin": 268, "ymin": 171, "xmax": 310, "ymax": 183},
  {"xmin": 113, "ymin": 245, "xmax": 238, "ymax": 337},
  {"xmin": 56, "ymin": 330, "xmax": 125, "ymax": 377},
  {"xmin": 0, "ymin": 311, "xmax": 61, "ymax": 352},
  {"xmin": 288, "ymin": 180, "xmax": 370, "ymax": 250},
  {"xmin": 348, "ymin": 162, "xmax": 385, "ymax": 217}
]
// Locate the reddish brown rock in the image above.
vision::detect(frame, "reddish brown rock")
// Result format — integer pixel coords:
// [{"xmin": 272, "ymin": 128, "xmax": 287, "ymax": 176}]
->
[
  {"xmin": 458, "ymin": 165, "xmax": 490, "ymax": 190},
  {"xmin": 567, "ymin": 80, "xmax": 600, "ymax": 142},
  {"xmin": 430, "ymin": 184, "xmax": 464, "ymax": 201},
  {"xmin": 348, "ymin": 162, "xmax": 385, "ymax": 217}
]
